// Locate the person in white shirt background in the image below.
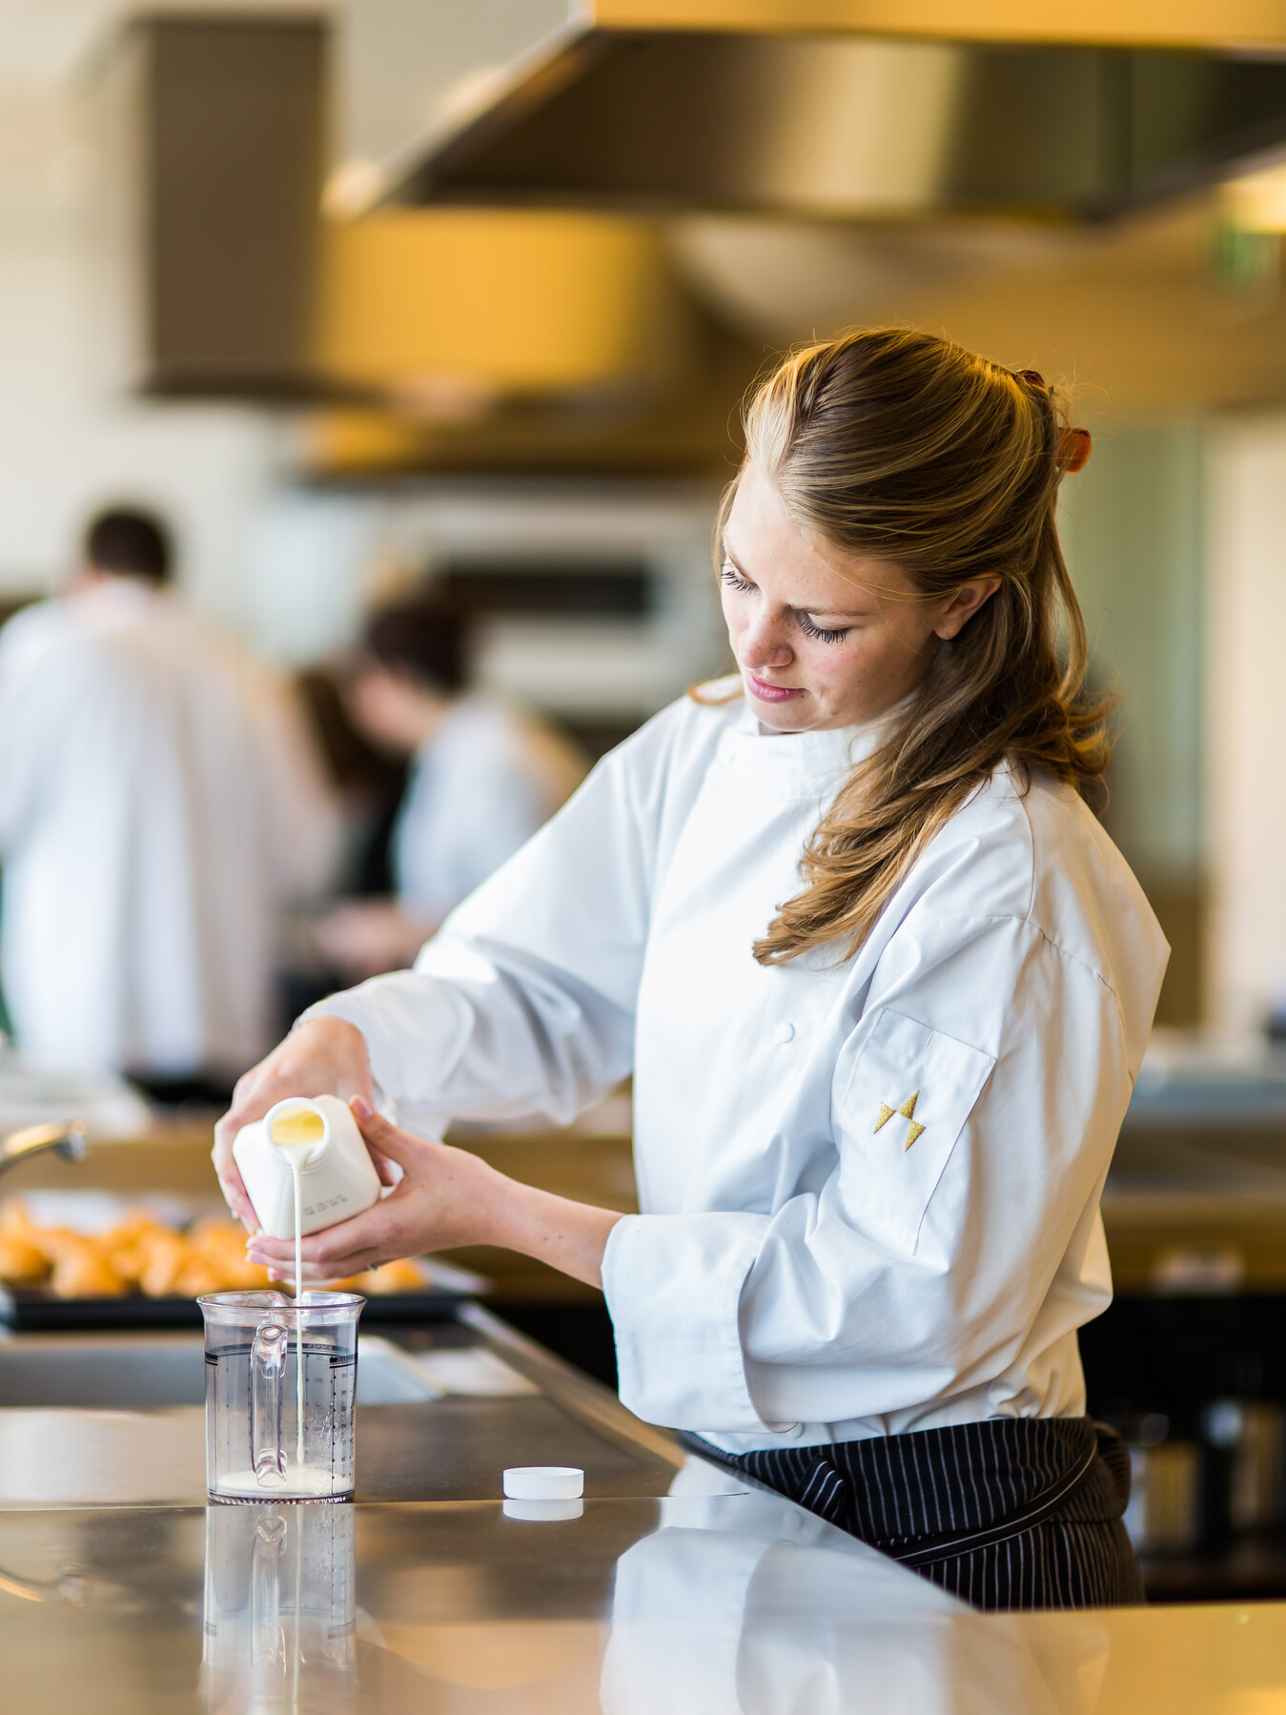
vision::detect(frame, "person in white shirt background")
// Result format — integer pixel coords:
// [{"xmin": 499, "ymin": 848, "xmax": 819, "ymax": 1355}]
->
[
  {"xmin": 0, "ymin": 506, "xmax": 338, "ymax": 1102},
  {"xmin": 215, "ymin": 328, "xmax": 1170, "ymax": 1610},
  {"xmin": 309, "ymin": 594, "xmax": 588, "ymax": 981}
]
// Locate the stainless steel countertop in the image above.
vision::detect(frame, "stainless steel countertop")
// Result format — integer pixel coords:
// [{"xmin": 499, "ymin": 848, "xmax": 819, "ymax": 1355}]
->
[
  {"xmin": 0, "ymin": 1489, "xmax": 1048, "ymax": 1714},
  {"xmin": 8, "ymin": 1484, "xmax": 1286, "ymax": 1714},
  {"xmin": 5, "ymin": 1309, "xmax": 1286, "ymax": 1710},
  {"xmin": 0, "ymin": 1308, "xmax": 701, "ymax": 1509}
]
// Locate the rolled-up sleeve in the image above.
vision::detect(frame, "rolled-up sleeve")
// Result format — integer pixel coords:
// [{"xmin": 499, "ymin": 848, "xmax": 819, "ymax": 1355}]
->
[
  {"xmin": 604, "ymin": 1212, "xmax": 772, "ymax": 1432},
  {"xmin": 603, "ymin": 914, "xmax": 1135, "ymax": 1435}
]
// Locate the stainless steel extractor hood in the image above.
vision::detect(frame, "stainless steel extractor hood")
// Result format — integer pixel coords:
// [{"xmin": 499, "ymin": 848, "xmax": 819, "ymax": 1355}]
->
[{"xmin": 339, "ymin": 0, "xmax": 1286, "ymax": 222}]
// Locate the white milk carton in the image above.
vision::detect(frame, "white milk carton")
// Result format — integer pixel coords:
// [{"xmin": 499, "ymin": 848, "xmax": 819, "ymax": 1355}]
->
[{"xmin": 233, "ymin": 1095, "xmax": 381, "ymax": 1239}]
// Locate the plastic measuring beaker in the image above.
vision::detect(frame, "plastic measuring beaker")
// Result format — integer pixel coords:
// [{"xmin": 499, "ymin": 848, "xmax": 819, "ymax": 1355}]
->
[{"xmin": 198, "ymin": 1290, "xmax": 365, "ymax": 1503}]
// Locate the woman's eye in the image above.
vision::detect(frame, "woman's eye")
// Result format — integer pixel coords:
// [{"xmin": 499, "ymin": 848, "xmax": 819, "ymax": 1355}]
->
[
  {"xmin": 720, "ymin": 562, "xmax": 851, "ymax": 643},
  {"xmin": 798, "ymin": 616, "xmax": 851, "ymax": 645}
]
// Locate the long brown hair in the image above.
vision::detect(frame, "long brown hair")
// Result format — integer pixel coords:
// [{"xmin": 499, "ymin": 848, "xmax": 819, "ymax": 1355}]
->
[{"xmin": 708, "ymin": 326, "xmax": 1108, "ymax": 968}]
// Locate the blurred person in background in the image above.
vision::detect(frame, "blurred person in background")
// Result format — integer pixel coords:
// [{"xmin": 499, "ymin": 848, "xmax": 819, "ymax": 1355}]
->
[
  {"xmin": 310, "ymin": 594, "xmax": 588, "ymax": 980},
  {"xmin": 291, "ymin": 661, "xmax": 410, "ymax": 901},
  {"xmin": 0, "ymin": 505, "xmax": 339, "ymax": 1102}
]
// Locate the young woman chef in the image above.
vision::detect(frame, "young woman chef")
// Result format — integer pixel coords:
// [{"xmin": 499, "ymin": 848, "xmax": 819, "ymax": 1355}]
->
[{"xmin": 216, "ymin": 328, "xmax": 1169, "ymax": 1611}]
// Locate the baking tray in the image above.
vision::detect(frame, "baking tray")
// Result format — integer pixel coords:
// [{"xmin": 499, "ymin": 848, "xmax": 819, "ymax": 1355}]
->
[{"xmin": 0, "ymin": 1260, "xmax": 487, "ymax": 1332}]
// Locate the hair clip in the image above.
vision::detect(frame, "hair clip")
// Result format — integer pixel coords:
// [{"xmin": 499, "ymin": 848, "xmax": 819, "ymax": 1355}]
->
[{"xmin": 1058, "ymin": 427, "xmax": 1092, "ymax": 475}]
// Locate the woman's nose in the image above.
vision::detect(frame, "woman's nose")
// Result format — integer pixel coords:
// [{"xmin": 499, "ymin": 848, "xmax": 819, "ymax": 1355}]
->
[{"xmin": 740, "ymin": 617, "xmax": 794, "ymax": 671}]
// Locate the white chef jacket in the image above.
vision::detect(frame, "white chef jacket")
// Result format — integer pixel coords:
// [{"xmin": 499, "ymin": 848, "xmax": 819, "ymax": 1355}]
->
[
  {"xmin": 392, "ymin": 696, "xmax": 582, "ymax": 925},
  {"xmin": 307, "ymin": 679, "xmax": 1170, "ymax": 1450},
  {"xmin": 0, "ymin": 582, "xmax": 338, "ymax": 1077}
]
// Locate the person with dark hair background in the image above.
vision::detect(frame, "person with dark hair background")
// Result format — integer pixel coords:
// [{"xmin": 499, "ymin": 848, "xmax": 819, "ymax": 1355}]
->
[
  {"xmin": 310, "ymin": 594, "xmax": 587, "ymax": 980},
  {"xmin": 81, "ymin": 508, "xmax": 173, "ymax": 588},
  {"xmin": 0, "ymin": 504, "xmax": 338, "ymax": 1101}
]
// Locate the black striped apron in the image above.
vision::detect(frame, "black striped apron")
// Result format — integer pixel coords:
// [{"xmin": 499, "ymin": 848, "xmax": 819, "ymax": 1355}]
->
[{"xmin": 683, "ymin": 1417, "xmax": 1141, "ymax": 1612}]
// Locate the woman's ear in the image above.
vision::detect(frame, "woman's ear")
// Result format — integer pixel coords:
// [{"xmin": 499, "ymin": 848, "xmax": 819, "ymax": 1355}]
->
[{"xmin": 932, "ymin": 575, "xmax": 1002, "ymax": 642}]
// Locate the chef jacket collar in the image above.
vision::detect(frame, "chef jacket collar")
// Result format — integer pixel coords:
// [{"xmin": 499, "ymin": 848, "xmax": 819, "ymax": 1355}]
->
[
  {"xmin": 71, "ymin": 579, "xmax": 169, "ymax": 618},
  {"xmin": 720, "ymin": 688, "xmax": 912, "ymax": 786}
]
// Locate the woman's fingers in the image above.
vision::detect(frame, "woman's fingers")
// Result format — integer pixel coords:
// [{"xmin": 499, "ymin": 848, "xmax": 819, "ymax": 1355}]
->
[
  {"xmin": 247, "ymin": 1202, "xmax": 392, "ymax": 1273},
  {"xmin": 268, "ymin": 1262, "xmax": 374, "ymax": 1287},
  {"xmin": 214, "ymin": 1165, "xmax": 256, "ymax": 1232},
  {"xmin": 349, "ymin": 1098, "xmax": 429, "ymax": 1169},
  {"xmin": 368, "ymin": 1144, "xmax": 402, "ymax": 1189},
  {"xmin": 210, "ymin": 1123, "xmax": 258, "ymax": 1233},
  {"xmin": 260, "ymin": 1228, "xmax": 390, "ymax": 1282},
  {"xmin": 248, "ymin": 1236, "xmax": 301, "ymax": 1265}
]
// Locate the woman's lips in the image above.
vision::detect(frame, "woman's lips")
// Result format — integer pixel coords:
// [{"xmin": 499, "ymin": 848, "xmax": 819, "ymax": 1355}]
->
[{"xmin": 746, "ymin": 671, "xmax": 804, "ymax": 704}]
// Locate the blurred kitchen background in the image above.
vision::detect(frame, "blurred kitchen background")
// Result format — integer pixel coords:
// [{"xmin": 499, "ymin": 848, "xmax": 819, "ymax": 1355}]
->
[{"xmin": 5, "ymin": 0, "xmax": 1286, "ymax": 1597}]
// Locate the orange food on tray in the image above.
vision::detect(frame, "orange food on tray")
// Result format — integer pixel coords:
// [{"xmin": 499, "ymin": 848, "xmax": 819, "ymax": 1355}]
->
[
  {"xmin": 334, "ymin": 1257, "xmax": 429, "ymax": 1296},
  {"xmin": 0, "ymin": 1200, "xmax": 273, "ymax": 1299},
  {"xmin": 0, "ymin": 1199, "xmax": 434, "ymax": 1299},
  {"xmin": 0, "ymin": 1232, "xmax": 48, "ymax": 1284}
]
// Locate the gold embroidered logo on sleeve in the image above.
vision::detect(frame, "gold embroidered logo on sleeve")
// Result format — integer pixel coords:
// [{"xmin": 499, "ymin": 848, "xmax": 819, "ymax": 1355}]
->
[{"xmin": 874, "ymin": 1091, "xmax": 925, "ymax": 1150}]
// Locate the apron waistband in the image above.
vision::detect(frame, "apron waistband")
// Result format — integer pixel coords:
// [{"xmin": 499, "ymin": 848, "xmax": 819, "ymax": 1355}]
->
[
  {"xmin": 891, "ymin": 1434, "xmax": 1100, "ymax": 1567},
  {"xmin": 685, "ymin": 1416, "xmax": 1128, "ymax": 1554}
]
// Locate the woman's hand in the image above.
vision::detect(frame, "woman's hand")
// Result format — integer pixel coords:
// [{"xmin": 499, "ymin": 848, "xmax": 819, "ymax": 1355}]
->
[
  {"xmin": 212, "ymin": 1017, "xmax": 375, "ymax": 1231},
  {"xmin": 247, "ymin": 1098, "xmax": 625, "ymax": 1291},
  {"xmin": 246, "ymin": 1098, "xmax": 502, "ymax": 1283}
]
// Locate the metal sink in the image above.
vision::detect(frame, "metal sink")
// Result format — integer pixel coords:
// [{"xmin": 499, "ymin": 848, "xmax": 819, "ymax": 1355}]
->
[
  {"xmin": 0, "ymin": 1314, "xmax": 701, "ymax": 1511},
  {"xmin": 0, "ymin": 1333, "xmax": 435, "ymax": 1409},
  {"xmin": 0, "ymin": 1333, "xmax": 441, "ymax": 1506}
]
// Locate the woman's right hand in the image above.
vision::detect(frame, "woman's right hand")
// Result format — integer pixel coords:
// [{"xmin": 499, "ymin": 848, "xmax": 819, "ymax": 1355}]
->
[{"xmin": 212, "ymin": 1017, "xmax": 375, "ymax": 1230}]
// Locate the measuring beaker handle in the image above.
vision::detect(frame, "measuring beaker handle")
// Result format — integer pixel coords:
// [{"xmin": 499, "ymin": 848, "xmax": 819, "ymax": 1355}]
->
[{"xmin": 251, "ymin": 1318, "xmax": 289, "ymax": 1487}]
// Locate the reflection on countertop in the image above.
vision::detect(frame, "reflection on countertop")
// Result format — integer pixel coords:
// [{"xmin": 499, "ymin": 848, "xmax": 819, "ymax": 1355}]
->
[
  {"xmin": 9, "ymin": 1475, "xmax": 1286, "ymax": 1714},
  {"xmin": 3, "ymin": 1483, "xmax": 1112, "ymax": 1715},
  {"xmin": 1, "ymin": 1393, "xmax": 1284, "ymax": 1711}
]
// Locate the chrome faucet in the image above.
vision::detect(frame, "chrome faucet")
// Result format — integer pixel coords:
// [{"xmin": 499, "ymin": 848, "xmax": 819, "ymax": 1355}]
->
[{"xmin": 0, "ymin": 1122, "xmax": 88, "ymax": 1179}]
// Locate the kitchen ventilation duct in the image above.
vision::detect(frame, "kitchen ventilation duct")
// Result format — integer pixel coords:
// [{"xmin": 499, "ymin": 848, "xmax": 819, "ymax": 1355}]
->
[{"xmin": 339, "ymin": 1, "xmax": 1286, "ymax": 223}]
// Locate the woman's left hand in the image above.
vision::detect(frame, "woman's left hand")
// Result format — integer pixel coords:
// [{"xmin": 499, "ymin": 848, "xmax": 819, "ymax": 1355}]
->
[{"xmin": 246, "ymin": 1098, "xmax": 502, "ymax": 1285}]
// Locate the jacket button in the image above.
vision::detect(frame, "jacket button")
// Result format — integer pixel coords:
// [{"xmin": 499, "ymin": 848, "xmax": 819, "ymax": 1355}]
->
[{"xmin": 775, "ymin": 1021, "xmax": 796, "ymax": 1045}]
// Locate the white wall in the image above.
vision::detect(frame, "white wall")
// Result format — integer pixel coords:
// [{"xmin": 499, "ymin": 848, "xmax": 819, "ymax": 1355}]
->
[{"xmin": 1206, "ymin": 414, "xmax": 1286, "ymax": 1032}]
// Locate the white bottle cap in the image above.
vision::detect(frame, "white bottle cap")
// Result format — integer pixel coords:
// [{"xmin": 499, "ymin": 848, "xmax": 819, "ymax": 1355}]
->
[
  {"xmin": 502, "ymin": 1498, "xmax": 585, "ymax": 1522},
  {"xmin": 502, "ymin": 1465, "xmax": 584, "ymax": 1501}
]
